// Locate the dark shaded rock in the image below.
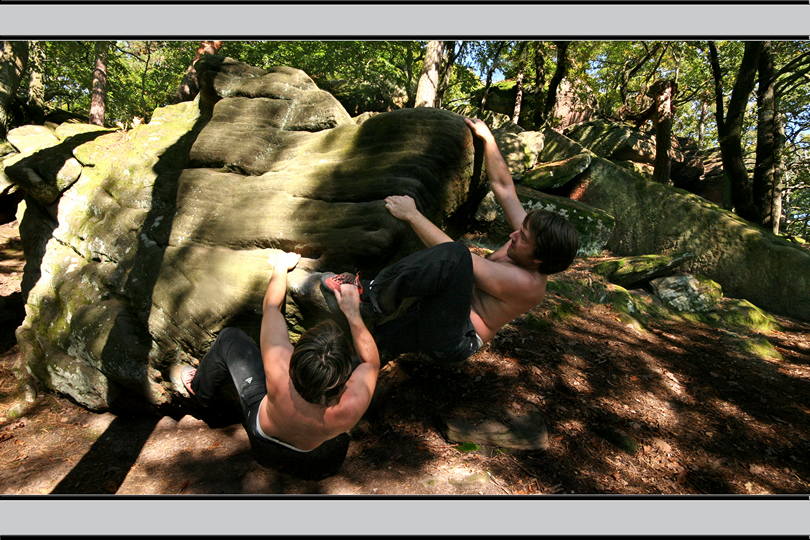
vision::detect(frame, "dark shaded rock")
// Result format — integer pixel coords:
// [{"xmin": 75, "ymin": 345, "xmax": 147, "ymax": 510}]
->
[{"xmin": 441, "ymin": 401, "xmax": 549, "ymax": 450}]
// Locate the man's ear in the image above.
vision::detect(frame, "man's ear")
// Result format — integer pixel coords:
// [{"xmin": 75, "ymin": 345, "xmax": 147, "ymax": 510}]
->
[{"xmin": 531, "ymin": 258, "xmax": 542, "ymax": 270}]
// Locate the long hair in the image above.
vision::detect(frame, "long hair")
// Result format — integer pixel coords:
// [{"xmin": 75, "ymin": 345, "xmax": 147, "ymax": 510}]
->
[{"xmin": 289, "ymin": 319, "xmax": 354, "ymax": 406}]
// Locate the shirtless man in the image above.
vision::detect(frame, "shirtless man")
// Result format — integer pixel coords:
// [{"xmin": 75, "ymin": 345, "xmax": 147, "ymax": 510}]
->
[
  {"xmin": 181, "ymin": 250, "xmax": 380, "ymax": 478},
  {"xmin": 324, "ymin": 117, "xmax": 579, "ymax": 364}
]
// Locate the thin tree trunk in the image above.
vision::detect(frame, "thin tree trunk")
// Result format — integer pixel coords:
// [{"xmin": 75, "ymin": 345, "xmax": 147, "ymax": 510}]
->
[
  {"xmin": 511, "ymin": 42, "xmax": 528, "ymax": 124},
  {"xmin": 415, "ymin": 40, "xmax": 446, "ymax": 108},
  {"xmin": 532, "ymin": 42, "xmax": 547, "ymax": 126},
  {"xmin": 651, "ymin": 80, "xmax": 677, "ymax": 185},
  {"xmin": 89, "ymin": 41, "xmax": 109, "ymax": 126},
  {"xmin": 712, "ymin": 41, "xmax": 763, "ymax": 222},
  {"xmin": 707, "ymin": 41, "xmax": 725, "ymax": 131},
  {"xmin": 0, "ymin": 41, "xmax": 28, "ymax": 139},
  {"xmin": 435, "ymin": 41, "xmax": 464, "ymax": 108},
  {"xmin": 771, "ymin": 113, "xmax": 785, "ymax": 235},
  {"xmin": 140, "ymin": 41, "xmax": 152, "ymax": 117},
  {"xmin": 542, "ymin": 41, "xmax": 569, "ymax": 123},
  {"xmin": 754, "ymin": 41, "xmax": 779, "ymax": 230},
  {"xmin": 478, "ymin": 41, "xmax": 507, "ymax": 114},
  {"xmin": 173, "ymin": 40, "xmax": 223, "ymax": 103},
  {"xmin": 697, "ymin": 100, "xmax": 707, "ymax": 148},
  {"xmin": 27, "ymin": 40, "xmax": 45, "ymax": 123}
]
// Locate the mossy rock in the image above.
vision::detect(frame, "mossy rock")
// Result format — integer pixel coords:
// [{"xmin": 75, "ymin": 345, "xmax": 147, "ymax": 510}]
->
[
  {"xmin": 702, "ymin": 298, "xmax": 778, "ymax": 334},
  {"xmin": 521, "ymin": 152, "xmax": 591, "ymax": 190},
  {"xmin": 493, "ymin": 127, "xmax": 545, "ymax": 177},
  {"xmin": 592, "ymin": 252, "xmax": 694, "ymax": 288},
  {"xmin": 54, "ymin": 123, "xmax": 114, "ymax": 141},
  {"xmin": 540, "ymin": 128, "xmax": 810, "ymax": 322},
  {"xmin": 6, "ymin": 125, "xmax": 59, "ymax": 154},
  {"xmin": 741, "ymin": 336, "xmax": 782, "ymax": 362}
]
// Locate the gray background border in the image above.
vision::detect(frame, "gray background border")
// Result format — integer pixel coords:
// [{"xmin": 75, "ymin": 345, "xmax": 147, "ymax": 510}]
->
[{"xmin": 0, "ymin": 1, "xmax": 808, "ymax": 536}]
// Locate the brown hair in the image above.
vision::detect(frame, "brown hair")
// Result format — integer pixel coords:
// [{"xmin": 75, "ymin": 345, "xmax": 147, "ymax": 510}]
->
[
  {"xmin": 525, "ymin": 209, "xmax": 580, "ymax": 274},
  {"xmin": 289, "ymin": 319, "xmax": 355, "ymax": 406}
]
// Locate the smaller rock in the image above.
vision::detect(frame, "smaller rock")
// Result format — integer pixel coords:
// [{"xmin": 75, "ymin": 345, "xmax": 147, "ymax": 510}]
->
[
  {"xmin": 650, "ymin": 274, "xmax": 723, "ymax": 313},
  {"xmin": 493, "ymin": 128, "xmax": 545, "ymax": 177},
  {"xmin": 442, "ymin": 401, "xmax": 549, "ymax": 450},
  {"xmin": 592, "ymin": 252, "xmax": 694, "ymax": 288},
  {"xmin": 7, "ymin": 125, "xmax": 59, "ymax": 154},
  {"xmin": 521, "ymin": 152, "xmax": 592, "ymax": 190}
]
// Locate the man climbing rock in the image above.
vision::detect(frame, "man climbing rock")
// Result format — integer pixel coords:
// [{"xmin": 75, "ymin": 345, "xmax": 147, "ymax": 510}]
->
[
  {"xmin": 177, "ymin": 250, "xmax": 380, "ymax": 479},
  {"xmin": 321, "ymin": 117, "xmax": 580, "ymax": 365}
]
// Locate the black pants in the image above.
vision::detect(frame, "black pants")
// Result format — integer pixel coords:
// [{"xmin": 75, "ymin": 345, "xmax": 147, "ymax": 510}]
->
[
  {"xmin": 370, "ymin": 242, "xmax": 481, "ymax": 365},
  {"xmin": 191, "ymin": 327, "xmax": 349, "ymax": 479}
]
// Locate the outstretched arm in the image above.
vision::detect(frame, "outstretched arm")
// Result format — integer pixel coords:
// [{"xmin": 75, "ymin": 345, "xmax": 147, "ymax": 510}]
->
[
  {"xmin": 464, "ymin": 117, "xmax": 527, "ymax": 231},
  {"xmin": 259, "ymin": 250, "xmax": 301, "ymax": 363},
  {"xmin": 384, "ymin": 194, "xmax": 452, "ymax": 248}
]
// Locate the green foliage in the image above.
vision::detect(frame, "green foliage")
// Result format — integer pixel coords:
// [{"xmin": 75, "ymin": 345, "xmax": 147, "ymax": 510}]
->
[{"xmin": 13, "ymin": 39, "xmax": 810, "ymax": 227}]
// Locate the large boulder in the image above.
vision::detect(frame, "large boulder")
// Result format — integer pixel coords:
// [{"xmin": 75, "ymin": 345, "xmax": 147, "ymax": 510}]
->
[
  {"xmin": 541, "ymin": 128, "xmax": 810, "ymax": 321},
  {"xmin": 10, "ymin": 58, "xmax": 487, "ymax": 411}
]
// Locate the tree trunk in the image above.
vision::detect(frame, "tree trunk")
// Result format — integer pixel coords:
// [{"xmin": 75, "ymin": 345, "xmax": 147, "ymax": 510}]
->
[
  {"xmin": 771, "ymin": 113, "xmax": 785, "ymax": 235},
  {"xmin": 542, "ymin": 41, "xmax": 569, "ymax": 124},
  {"xmin": 512, "ymin": 42, "xmax": 528, "ymax": 124},
  {"xmin": 27, "ymin": 40, "xmax": 45, "ymax": 124},
  {"xmin": 89, "ymin": 41, "xmax": 109, "ymax": 126},
  {"xmin": 173, "ymin": 40, "xmax": 223, "ymax": 103},
  {"xmin": 532, "ymin": 42, "xmax": 547, "ymax": 127},
  {"xmin": 711, "ymin": 41, "xmax": 763, "ymax": 222},
  {"xmin": 697, "ymin": 100, "xmax": 707, "ymax": 148},
  {"xmin": 478, "ymin": 41, "xmax": 507, "ymax": 114},
  {"xmin": 0, "ymin": 41, "xmax": 28, "ymax": 139},
  {"xmin": 435, "ymin": 41, "xmax": 463, "ymax": 108},
  {"xmin": 753, "ymin": 41, "xmax": 783, "ymax": 231},
  {"xmin": 415, "ymin": 40, "xmax": 446, "ymax": 108},
  {"xmin": 651, "ymin": 80, "xmax": 677, "ymax": 185}
]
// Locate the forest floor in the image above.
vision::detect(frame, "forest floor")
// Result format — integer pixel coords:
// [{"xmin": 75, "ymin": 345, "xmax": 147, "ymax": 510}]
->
[{"xmin": 1, "ymin": 218, "xmax": 809, "ymax": 495}]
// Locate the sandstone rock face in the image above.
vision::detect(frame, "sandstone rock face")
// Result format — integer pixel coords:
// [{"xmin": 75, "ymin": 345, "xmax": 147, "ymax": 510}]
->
[
  {"xmin": 541, "ymin": 128, "xmax": 810, "ymax": 321},
  {"xmin": 10, "ymin": 58, "xmax": 486, "ymax": 411}
]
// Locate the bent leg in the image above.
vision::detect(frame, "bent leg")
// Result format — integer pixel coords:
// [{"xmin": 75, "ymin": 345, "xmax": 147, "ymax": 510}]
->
[
  {"xmin": 371, "ymin": 242, "xmax": 478, "ymax": 362},
  {"xmin": 191, "ymin": 327, "xmax": 266, "ymax": 419}
]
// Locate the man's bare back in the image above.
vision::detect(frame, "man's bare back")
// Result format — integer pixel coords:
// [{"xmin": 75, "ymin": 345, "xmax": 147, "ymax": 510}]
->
[{"xmin": 257, "ymin": 252, "xmax": 380, "ymax": 451}]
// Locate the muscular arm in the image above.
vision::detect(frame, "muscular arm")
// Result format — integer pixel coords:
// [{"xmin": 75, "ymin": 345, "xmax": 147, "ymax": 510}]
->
[
  {"xmin": 326, "ymin": 284, "xmax": 380, "ymax": 430},
  {"xmin": 464, "ymin": 117, "xmax": 527, "ymax": 231},
  {"xmin": 259, "ymin": 251, "xmax": 301, "ymax": 368}
]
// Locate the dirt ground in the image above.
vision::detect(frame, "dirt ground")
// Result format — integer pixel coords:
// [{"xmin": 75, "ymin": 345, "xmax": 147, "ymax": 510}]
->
[{"xmin": 1, "ymin": 218, "xmax": 809, "ymax": 494}]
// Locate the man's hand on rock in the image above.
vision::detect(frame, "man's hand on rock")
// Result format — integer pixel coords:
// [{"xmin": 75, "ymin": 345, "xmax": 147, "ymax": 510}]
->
[
  {"xmin": 384, "ymin": 195, "xmax": 420, "ymax": 222},
  {"xmin": 333, "ymin": 283, "xmax": 362, "ymax": 322},
  {"xmin": 464, "ymin": 117, "xmax": 495, "ymax": 144},
  {"xmin": 268, "ymin": 249, "xmax": 300, "ymax": 272}
]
